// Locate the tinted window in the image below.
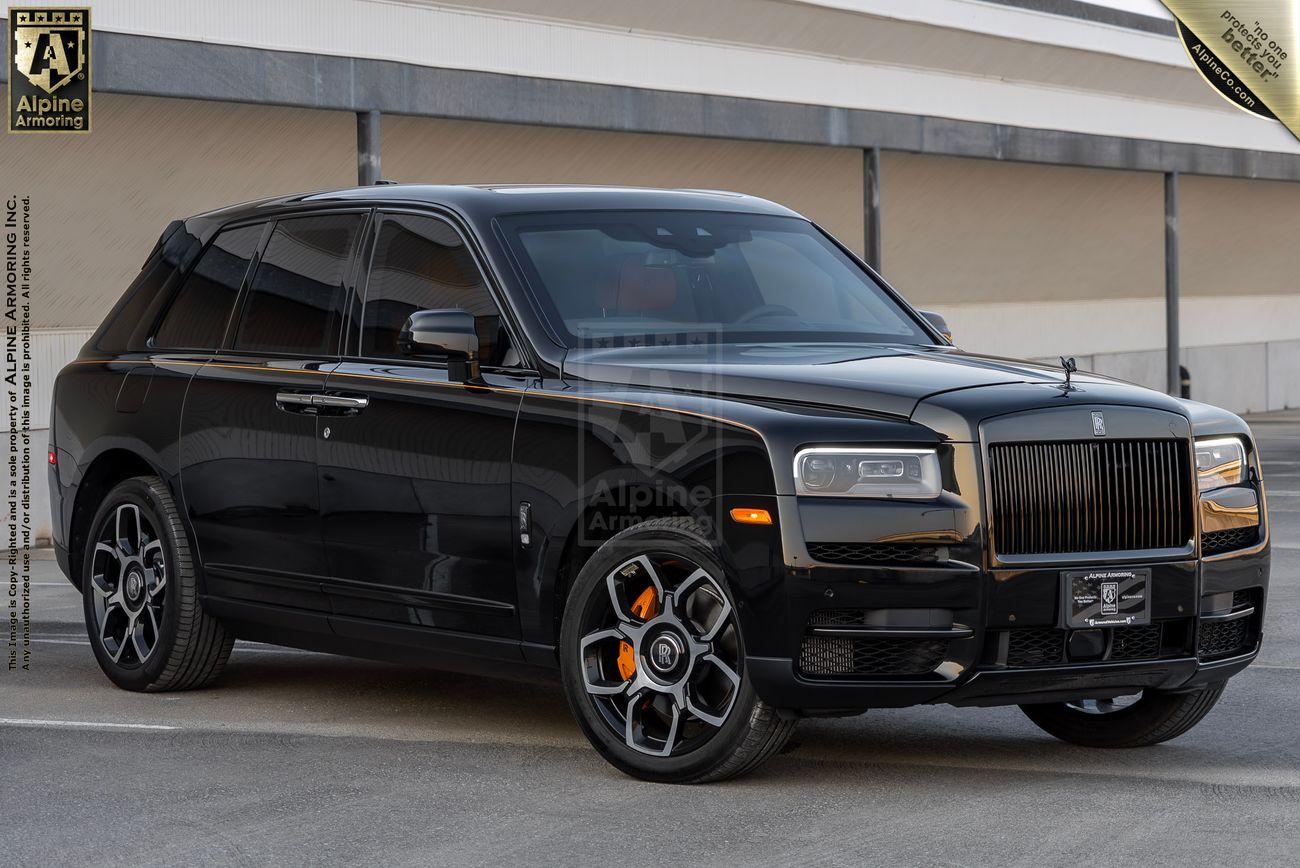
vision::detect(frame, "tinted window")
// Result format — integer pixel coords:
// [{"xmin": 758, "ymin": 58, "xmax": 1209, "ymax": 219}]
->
[
  {"xmin": 499, "ymin": 211, "xmax": 930, "ymax": 348},
  {"xmin": 359, "ymin": 213, "xmax": 507, "ymax": 363},
  {"xmin": 154, "ymin": 224, "xmax": 262, "ymax": 350},
  {"xmin": 234, "ymin": 214, "xmax": 362, "ymax": 355},
  {"xmin": 94, "ymin": 221, "xmax": 201, "ymax": 353}
]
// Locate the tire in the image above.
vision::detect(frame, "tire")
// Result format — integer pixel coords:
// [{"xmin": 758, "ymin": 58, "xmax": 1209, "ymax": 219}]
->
[
  {"xmin": 1020, "ymin": 682, "xmax": 1227, "ymax": 748},
  {"xmin": 82, "ymin": 475, "xmax": 234, "ymax": 691},
  {"xmin": 559, "ymin": 517, "xmax": 796, "ymax": 783}
]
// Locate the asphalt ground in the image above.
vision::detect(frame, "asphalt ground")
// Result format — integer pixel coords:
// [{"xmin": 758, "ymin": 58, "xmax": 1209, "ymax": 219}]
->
[{"xmin": 3, "ymin": 412, "xmax": 1299, "ymax": 866}]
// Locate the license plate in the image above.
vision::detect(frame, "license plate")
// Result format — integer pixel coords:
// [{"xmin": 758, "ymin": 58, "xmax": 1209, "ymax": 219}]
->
[{"xmin": 1062, "ymin": 568, "xmax": 1151, "ymax": 628}]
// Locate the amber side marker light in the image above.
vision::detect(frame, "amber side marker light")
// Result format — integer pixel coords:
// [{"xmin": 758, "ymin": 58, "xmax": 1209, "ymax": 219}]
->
[{"xmin": 729, "ymin": 507, "xmax": 772, "ymax": 526}]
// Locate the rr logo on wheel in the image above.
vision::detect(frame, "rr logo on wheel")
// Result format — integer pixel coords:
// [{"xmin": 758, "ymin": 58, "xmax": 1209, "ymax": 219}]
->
[{"xmin": 656, "ymin": 643, "xmax": 673, "ymax": 668}]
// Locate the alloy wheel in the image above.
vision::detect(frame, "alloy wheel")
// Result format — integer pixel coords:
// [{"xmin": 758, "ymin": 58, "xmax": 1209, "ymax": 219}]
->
[
  {"xmin": 578, "ymin": 552, "xmax": 742, "ymax": 757},
  {"xmin": 88, "ymin": 503, "xmax": 167, "ymax": 667}
]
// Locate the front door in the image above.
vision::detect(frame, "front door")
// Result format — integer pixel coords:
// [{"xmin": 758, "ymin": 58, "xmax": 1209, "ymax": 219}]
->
[
  {"xmin": 180, "ymin": 211, "xmax": 366, "ymax": 613},
  {"xmin": 319, "ymin": 211, "xmax": 526, "ymax": 641}
]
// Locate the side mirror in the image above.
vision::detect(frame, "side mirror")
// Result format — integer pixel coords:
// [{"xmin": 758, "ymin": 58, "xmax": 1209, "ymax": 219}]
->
[
  {"xmin": 398, "ymin": 309, "xmax": 481, "ymax": 382},
  {"xmin": 919, "ymin": 310, "xmax": 953, "ymax": 345}
]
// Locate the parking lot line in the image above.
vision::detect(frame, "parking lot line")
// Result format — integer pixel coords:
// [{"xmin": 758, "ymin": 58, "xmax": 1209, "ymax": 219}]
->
[
  {"xmin": 29, "ymin": 635, "xmax": 319, "ymax": 655},
  {"xmin": 0, "ymin": 718, "xmax": 178, "ymax": 731}
]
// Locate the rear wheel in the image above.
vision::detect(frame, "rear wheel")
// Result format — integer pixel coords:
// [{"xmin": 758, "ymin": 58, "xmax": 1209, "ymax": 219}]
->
[
  {"xmin": 1020, "ymin": 682, "xmax": 1227, "ymax": 748},
  {"xmin": 559, "ymin": 518, "xmax": 795, "ymax": 783},
  {"xmin": 82, "ymin": 476, "xmax": 234, "ymax": 691}
]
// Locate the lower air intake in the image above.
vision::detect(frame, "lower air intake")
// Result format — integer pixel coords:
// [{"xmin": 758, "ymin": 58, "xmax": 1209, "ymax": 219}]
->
[
  {"xmin": 798, "ymin": 635, "xmax": 946, "ymax": 677},
  {"xmin": 805, "ymin": 542, "xmax": 943, "ymax": 565},
  {"xmin": 1198, "ymin": 618, "xmax": 1251, "ymax": 659}
]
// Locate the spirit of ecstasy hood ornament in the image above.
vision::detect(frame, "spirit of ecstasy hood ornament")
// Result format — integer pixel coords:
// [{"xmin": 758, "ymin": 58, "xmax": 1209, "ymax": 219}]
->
[{"xmin": 1059, "ymin": 356, "xmax": 1078, "ymax": 390}]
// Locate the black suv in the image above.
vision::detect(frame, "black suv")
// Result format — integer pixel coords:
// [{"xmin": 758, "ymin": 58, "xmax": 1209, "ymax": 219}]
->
[{"xmin": 51, "ymin": 185, "xmax": 1269, "ymax": 782}]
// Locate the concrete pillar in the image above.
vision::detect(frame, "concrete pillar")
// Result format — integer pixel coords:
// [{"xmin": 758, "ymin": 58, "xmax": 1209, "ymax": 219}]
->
[
  {"xmin": 357, "ymin": 110, "xmax": 381, "ymax": 186},
  {"xmin": 864, "ymin": 146, "xmax": 882, "ymax": 271},
  {"xmin": 1164, "ymin": 171, "xmax": 1180, "ymax": 397}
]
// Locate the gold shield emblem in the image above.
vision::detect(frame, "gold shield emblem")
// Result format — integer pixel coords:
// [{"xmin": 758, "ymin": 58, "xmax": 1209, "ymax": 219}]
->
[{"xmin": 12, "ymin": 9, "xmax": 86, "ymax": 94}]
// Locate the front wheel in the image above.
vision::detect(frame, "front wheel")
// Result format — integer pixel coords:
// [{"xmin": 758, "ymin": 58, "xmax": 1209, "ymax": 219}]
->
[
  {"xmin": 1020, "ymin": 682, "xmax": 1227, "ymax": 748},
  {"xmin": 559, "ymin": 518, "xmax": 795, "ymax": 783}
]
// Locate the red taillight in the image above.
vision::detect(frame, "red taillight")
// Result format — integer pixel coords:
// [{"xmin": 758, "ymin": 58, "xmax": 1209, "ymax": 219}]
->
[{"xmin": 47, "ymin": 449, "xmax": 57, "ymax": 466}]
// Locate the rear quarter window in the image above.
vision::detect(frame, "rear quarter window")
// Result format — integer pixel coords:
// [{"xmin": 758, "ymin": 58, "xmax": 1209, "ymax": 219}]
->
[
  {"xmin": 92, "ymin": 221, "xmax": 201, "ymax": 353},
  {"xmin": 153, "ymin": 224, "xmax": 263, "ymax": 351}
]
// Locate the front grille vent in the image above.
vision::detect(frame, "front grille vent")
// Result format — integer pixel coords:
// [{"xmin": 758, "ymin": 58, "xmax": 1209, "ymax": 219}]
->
[
  {"xmin": 989, "ymin": 440, "xmax": 1192, "ymax": 556},
  {"xmin": 799, "ymin": 610, "xmax": 949, "ymax": 677},
  {"xmin": 1109, "ymin": 624, "xmax": 1163, "ymax": 661},
  {"xmin": 1002, "ymin": 624, "xmax": 1166, "ymax": 668},
  {"xmin": 807, "ymin": 609, "xmax": 875, "ymax": 627},
  {"xmin": 806, "ymin": 542, "xmax": 942, "ymax": 566},
  {"xmin": 1197, "ymin": 589, "xmax": 1258, "ymax": 660},
  {"xmin": 1202, "ymin": 526, "xmax": 1259, "ymax": 556},
  {"xmin": 1198, "ymin": 619, "xmax": 1251, "ymax": 659},
  {"xmin": 798, "ymin": 635, "xmax": 946, "ymax": 677},
  {"xmin": 1005, "ymin": 627, "xmax": 1065, "ymax": 667}
]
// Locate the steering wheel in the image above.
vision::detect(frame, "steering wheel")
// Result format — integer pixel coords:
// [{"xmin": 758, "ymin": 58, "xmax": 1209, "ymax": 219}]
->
[{"xmin": 734, "ymin": 304, "xmax": 799, "ymax": 324}]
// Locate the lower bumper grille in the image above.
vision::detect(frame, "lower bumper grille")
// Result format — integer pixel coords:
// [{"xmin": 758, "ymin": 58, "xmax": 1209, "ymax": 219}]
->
[
  {"xmin": 1197, "ymin": 619, "xmax": 1250, "ymax": 659},
  {"xmin": 1197, "ymin": 588, "xmax": 1259, "ymax": 660},
  {"xmin": 806, "ymin": 542, "xmax": 943, "ymax": 565},
  {"xmin": 798, "ymin": 635, "xmax": 947, "ymax": 677},
  {"xmin": 1110, "ymin": 624, "xmax": 1164, "ymax": 660},
  {"xmin": 1001, "ymin": 623, "xmax": 1167, "ymax": 668},
  {"xmin": 1005, "ymin": 627, "xmax": 1065, "ymax": 668},
  {"xmin": 1202, "ymin": 526, "xmax": 1260, "ymax": 556}
]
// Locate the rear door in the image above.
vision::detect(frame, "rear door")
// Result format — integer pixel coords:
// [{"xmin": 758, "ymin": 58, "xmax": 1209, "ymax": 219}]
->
[
  {"xmin": 179, "ymin": 210, "xmax": 367, "ymax": 614},
  {"xmin": 318, "ymin": 210, "xmax": 528, "ymax": 641}
]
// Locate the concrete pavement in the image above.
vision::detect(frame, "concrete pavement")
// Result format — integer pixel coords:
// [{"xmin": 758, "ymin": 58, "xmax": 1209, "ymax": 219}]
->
[{"xmin": 3, "ymin": 413, "xmax": 1299, "ymax": 866}]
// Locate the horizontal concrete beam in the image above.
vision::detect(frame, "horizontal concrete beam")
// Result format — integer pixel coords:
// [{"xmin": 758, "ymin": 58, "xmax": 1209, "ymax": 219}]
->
[
  {"xmin": 979, "ymin": 0, "xmax": 1175, "ymax": 35},
  {"xmin": 4, "ymin": 21, "xmax": 1299, "ymax": 181}
]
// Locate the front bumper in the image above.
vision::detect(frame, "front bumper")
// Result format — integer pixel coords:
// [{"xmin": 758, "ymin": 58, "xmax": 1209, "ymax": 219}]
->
[{"xmin": 740, "ymin": 545, "xmax": 1268, "ymax": 713}]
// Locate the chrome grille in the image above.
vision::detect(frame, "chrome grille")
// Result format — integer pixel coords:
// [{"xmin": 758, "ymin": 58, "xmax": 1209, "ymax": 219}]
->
[{"xmin": 989, "ymin": 440, "xmax": 1192, "ymax": 556}]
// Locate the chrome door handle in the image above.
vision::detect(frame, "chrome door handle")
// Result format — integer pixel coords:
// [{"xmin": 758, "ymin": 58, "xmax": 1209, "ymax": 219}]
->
[
  {"xmin": 313, "ymin": 394, "xmax": 369, "ymax": 411},
  {"xmin": 275, "ymin": 391, "xmax": 316, "ymax": 407}
]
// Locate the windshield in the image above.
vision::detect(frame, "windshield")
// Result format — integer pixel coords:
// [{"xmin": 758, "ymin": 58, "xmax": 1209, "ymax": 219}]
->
[{"xmin": 498, "ymin": 210, "xmax": 933, "ymax": 348}]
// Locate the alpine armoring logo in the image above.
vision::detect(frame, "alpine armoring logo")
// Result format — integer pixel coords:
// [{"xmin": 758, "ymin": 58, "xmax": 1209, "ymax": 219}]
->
[{"xmin": 8, "ymin": 7, "xmax": 92, "ymax": 133}]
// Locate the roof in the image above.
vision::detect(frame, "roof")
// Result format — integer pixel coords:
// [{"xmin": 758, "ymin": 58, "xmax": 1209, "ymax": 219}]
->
[{"xmin": 189, "ymin": 183, "xmax": 806, "ymax": 229}]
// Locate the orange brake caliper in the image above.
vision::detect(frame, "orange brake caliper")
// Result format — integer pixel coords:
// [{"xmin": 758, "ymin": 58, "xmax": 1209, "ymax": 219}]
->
[{"xmin": 616, "ymin": 586, "xmax": 659, "ymax": 680}]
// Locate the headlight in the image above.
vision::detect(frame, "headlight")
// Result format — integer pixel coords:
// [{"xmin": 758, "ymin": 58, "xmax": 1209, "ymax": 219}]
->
[
  {"xmin": 794, "ymin": 447, "xmax": 941, "ymax": 498},
  {"xmin": 1194, "ymin": 437, "xmax": 1246, "ymax": 491}
]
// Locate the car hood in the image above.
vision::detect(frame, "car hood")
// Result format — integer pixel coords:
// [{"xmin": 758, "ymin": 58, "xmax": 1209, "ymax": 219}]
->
[{"xmin": 563, "ymin": 343, "xmax": 1120, "ymax": 419}]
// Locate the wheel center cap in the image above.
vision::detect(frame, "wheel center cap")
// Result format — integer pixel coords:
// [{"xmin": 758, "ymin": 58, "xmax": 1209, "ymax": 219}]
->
[
  {"xmin": 124, "ymin": 568, "xmax": 144, "ymax": 605},
  {"xmin": 646, "ymin": 633, "xmax": 684, "ymax": 676}
]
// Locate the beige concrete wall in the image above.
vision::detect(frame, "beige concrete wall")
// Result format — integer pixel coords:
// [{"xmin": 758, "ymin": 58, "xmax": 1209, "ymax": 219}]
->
[
  {"xmin": 1, "ymin": 93, "xmax": 357, "ymax": 329},
  {"xmin": 1180, "ymin": 174, "xmax": 1300, "ymax": 297},
  {"xmin": 381, "ymin": 115, "xmax": 864, "ymax": 253},
  {"xmin": 879, "ymin": 152, "xmax": 1164, "ymax": 306}
]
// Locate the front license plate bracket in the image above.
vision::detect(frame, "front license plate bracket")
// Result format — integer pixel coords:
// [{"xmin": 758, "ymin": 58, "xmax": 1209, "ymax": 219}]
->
[{"xmin": 1062, "ymin": 568, "xmax": 1151, "ymax": 628}]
